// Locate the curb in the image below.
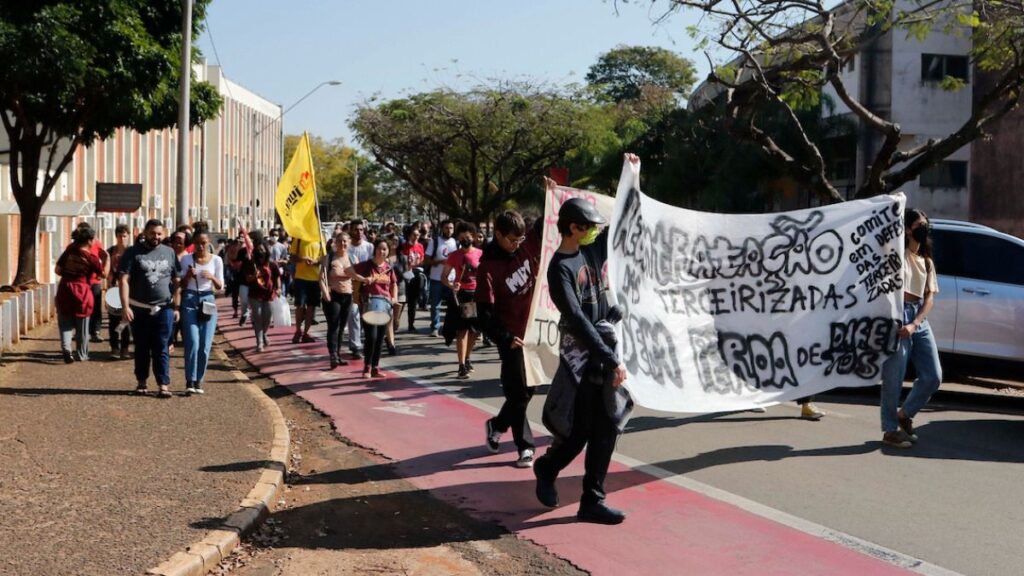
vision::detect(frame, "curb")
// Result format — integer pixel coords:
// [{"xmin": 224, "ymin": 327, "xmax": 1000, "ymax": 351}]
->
[{"xmin": 145, "ymin": 346, "xmax": 290, "ymax": 576}]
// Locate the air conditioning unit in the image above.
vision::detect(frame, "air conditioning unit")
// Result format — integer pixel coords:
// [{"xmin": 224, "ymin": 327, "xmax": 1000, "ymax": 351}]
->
[
  {"xmin": 149, "ymin": 194, "xmax": 162, "ymax": 207},
  {"xmin": 98, "ymin": 214, "xmax": 113, "ymax": 229},
  {"xmin": 42, "ymin": 216, "xmax": 57, "ymax": 233}
]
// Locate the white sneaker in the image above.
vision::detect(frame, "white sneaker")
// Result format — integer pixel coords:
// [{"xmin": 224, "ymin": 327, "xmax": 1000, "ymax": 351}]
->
[
  {"xmin": 516, "ymin": 448, "xmax": 535, "ymax": 468},
  {"xmin": 193, "ymin": 387, "xmax": 205, "ymax": 395},
  {"xmin": 185, "ymin": 387, "xmax": 196, "ymax": 395}
]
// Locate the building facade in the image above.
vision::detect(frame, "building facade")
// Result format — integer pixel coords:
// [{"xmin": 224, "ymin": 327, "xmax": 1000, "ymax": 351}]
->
[{"xmin": 0, "ymin": 63, "xmax": 283, "ymax": 286}]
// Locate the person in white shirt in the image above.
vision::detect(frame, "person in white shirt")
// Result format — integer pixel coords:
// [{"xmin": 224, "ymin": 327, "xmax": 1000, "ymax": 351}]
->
[
  {"xmin": 180, "ymin": 231, "xmax": 225, "ymax": 395},
  {"xmin": 346, "ymin": 220, "xmax": 375, "ymax": 358},
  {"xmin": 425, "ymin": 220, "xmax": 457, "ymax": 337}
]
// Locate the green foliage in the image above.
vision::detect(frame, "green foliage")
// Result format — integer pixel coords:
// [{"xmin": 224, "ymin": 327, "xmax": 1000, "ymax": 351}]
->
[
  {"xmin": 585, "ymin": 45, "xmax": 697, "ymax": 104},
  {"xmin": 351, "ymin": 82, "xmax": 596, "ymax": 221}
]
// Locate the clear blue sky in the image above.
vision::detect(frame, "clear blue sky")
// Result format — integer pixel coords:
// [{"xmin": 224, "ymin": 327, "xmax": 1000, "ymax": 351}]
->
[{"xmin": 196, "ymin": 0, "xmax": 705, "ymax": 148}]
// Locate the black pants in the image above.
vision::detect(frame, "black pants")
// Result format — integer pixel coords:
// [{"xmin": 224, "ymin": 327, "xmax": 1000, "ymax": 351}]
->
[
  {"xmin": 227, "ymin": 272, "xmax": 241, "ymax": 311},
  {"xmin": 108, "ymin": 312, "xmax": 131, "ymax": 351},
  {"xmin": 90, "ymin": 283, "xmax": 103, "ymax": 336},
  {"xmin": 492, "ymin": 346, "xmax": 535, "ymax": 451},
  {"xmin": 362, "ymin": 320, "xmax": 386, "ymax": 368},
  {"xmin": 404, "ymin": 275, "xmax": 422, "ymax": 329},
  {"xmin": 322, "ymin": 291, "xmax": 353, "ymax": 357},
  {"xmin": 536, "ymin": 376, "xmax": 619, "ymax": 507}
]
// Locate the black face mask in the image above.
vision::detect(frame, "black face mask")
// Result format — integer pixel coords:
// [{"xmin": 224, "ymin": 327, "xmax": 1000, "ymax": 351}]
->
[
  {"xmin": 911, "ymin": 225, "xmax": 929, "ymax": 244},
  {"xmin": 459, "ymin": 238, "xmax": 472, "ymax": 249}
]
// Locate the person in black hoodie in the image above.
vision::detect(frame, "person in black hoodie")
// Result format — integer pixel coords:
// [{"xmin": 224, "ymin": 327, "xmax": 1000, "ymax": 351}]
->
[
  {"xmin": 534, "ymin": 191, "xmax": 632, "ymax": 526},
  {"xmin": 475, "ymin": 211, "xmax": 543, "ymax": 468}
]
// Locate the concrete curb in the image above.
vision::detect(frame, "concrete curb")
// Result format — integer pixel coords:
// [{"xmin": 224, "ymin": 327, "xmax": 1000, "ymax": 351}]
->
[{"xmin": 145, "ymin": 346, "xmax": 290, "ymax": 576}]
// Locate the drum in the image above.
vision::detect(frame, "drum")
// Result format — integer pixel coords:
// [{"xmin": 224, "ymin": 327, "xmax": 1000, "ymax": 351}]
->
[
  {"xmin": 104, "ymin": 287, "xmax": 123, "ymax": 315},
  {"xmin": 362, "ymin": 295, "xmax": 393, "ymax": 325}
]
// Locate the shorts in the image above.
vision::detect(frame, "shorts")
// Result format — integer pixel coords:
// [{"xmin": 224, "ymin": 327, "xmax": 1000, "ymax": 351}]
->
[{"xmin": 292, "ymin": 279, "xmax": 320, "ymax": 308}]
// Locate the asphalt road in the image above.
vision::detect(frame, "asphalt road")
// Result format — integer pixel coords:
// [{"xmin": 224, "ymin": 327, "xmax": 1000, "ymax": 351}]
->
[{"xmin": 304, "ymin": 308, "xmax": 1024, "ymax": 576}]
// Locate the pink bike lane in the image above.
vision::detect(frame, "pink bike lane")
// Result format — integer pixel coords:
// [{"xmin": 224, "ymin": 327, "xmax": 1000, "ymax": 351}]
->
[{"xmin": 218, "ymin": 300, "xmax": 915, "ymax": 575}]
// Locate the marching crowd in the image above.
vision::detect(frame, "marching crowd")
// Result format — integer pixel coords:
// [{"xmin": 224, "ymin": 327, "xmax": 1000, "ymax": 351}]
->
[{"xmin": 53, "ymin": 162, "xmax": 942, "ymax": 525}]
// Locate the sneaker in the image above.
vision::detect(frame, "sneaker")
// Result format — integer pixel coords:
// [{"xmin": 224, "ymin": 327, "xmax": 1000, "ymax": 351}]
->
[
  {"xmin": 387, "ymin": 342, "xmax": 397, "ymax": 356},
  {"xmin": 371, "ymin": 367, "xmax": 385, "ymax": 378},
  {"xmin": 533, "ymin": 460, "xmax": 559, "ymax": 508},
  {"xmin": 90, "ymin": 333, "xmax": 103, "ymax": 343},
  {"xmin": 465, "ymin": 359, "xmax": 475, "ymax": 373},
  {"xmin": 898, "ymin": 414, "xmax": 918, "ymax": 442},
  {"xmin": 262, "ymin": 334, "xmax": 270, "ymax": 348},
  {"xmin": 485, "ymin": 419, "xmax": 501, "ymax": 453},
  {"xmin": 301, "ymin": 333, "xmax": 315, "ymax": 343},
  {"xmin": 882, "ymin": 430, "xmax": 913, "ymax": 449},
  {"xmin": 256, "ymin": 342, "xmax": 264, "ymax": 353},
  {"xmin": 351, "ymin": 349, "xmax": 363, "ymax": 360},
  {"xmin": 330, "ymin": 355, "xmax": 339, "ymax": 369},
  {"xmin": 119, "ymin": 348, "xmax": 131, "ymax": 360},
  {"xmin": 577, "ymin": 501, "xmax": 626, "ymax": 525},
  {"xmin": 407, "ymin": 326, "xmax": 417, "ymax": 333},
  {"xmin": 193, "ymin": 386, "xmax": 205, "ymax": 395},
  {"xmin": 430, "ymin": 329, "xmax": 439, "ymax": 338},
  {"xmin": 456, "ymin": 364, "xmax": 470, "ymax": 380},
  {"xmin": 516, "ymin": 448, "xmax": 535, "ymax": 468},
  {"xmin": 292, "ymin": 332, "xmax": 301, "ymax": 344},
  {"xmin": 62, "ymin": 351, "xmax": 74, "ymax": 364},
  {"xmin": 800, "ymin": 403, "xmax": 825, "ymax": 420},
  {"xmin": 361, "ymin": 368, "xmax": 371, "ymax": 378},
  {"xmin": 239, "ymin": 313, "xmax": 248, "ymax": 327},
  {"xmin": 134, "ymin": 382, "xmax": 148, "ymax": 395},
  {"xmin": 185, "ymin": 386, "xmax": 196, "ymax": 396}
]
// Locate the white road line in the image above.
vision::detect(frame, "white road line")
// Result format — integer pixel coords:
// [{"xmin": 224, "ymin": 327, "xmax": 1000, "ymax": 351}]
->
[{"xmin": 386, "ymin": 365, "xmax": 962, "ymax": 576}]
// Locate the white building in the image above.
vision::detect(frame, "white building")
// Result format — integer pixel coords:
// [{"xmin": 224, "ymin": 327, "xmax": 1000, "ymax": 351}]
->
[{"xmin": 0, "ymin": 63, "xmax": 283, "ymax": 286}]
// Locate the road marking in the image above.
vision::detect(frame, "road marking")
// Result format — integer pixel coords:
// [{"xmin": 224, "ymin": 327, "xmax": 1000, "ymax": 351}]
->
[
  {"xmin": 371, "ymin": 392, "xmax": 392, "ymax": 400},
  {"xmin": 386, "ymin": 365, "xmax": 963, "ymax": 576},
  {"xmin": 373, "ymin": 401, "xmax": 426, "ymax": 417}
]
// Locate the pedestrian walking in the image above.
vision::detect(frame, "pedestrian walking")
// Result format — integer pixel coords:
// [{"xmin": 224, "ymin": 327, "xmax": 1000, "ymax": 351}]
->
[
  {"xmin": 348, "ymin": 239, "xmax": 398, "ymax": 378},
  {"xmin": 880, "ymin": 208, "xmax": 942, "ymax": 448},
  {"xmin": 399, "ymin": 225, "xmax": 426, "ymax": 332},
  {"xmin": 55, "ymin": 226, "xmax": 104, "ymax": 363},
  {"xmin": 425, "ymin": 220, "xmax": 457, "ymax": 337},
  {"xmin": 534, "ymin": 178, "xmax": 634, "ymax": 526},
  {"xmin": 345, "ymin": 219, "xmax": 375, "ymax": 357},
  {"xmin": 268, "ymin": 230, "xmax": 290, "ymax": 297},
  {"xmin": 105, "ymin": 224, "xmax": 133, "ymax": 358},
  {"xmin": 83, "ymin": 224, "xmax": 109, "ymax": 344},
  {"xmin": 441, "ymin": 221, "xmax": 483, "ymax": 379},
  {"xmin": 476, "ymin": 210, "xmax": 543, "ymax": 467},
  {"xmin": 288, "ymin": 232, "xmax": 323, "ymax": 344},
  {"xmin": 180, "ymin": 231, "xmax": 224, "ymax": 395},
  {"xmin": 320, "ymin": 232, "xmax": 355, "ymax": 368},
  {"xmin": 245, "ymin": 243, "xmax": 281, "ymax": 352},
  {"xmin": 118, "ymin": 219, "xmax": 182, "ymax": 398}
]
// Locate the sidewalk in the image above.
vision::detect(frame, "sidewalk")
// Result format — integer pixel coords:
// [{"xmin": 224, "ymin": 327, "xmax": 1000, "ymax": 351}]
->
[{"xmin": 0, "ymin": 320, "xmax": 273, "ymax": 575}]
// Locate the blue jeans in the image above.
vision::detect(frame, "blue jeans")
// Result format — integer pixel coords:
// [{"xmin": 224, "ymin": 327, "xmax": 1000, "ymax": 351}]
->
[
  {"xmin": 130, "ymin": 305, "xmax": 174, "ymax": 386},
  {"xmin": 429, "ymin": 279, "xmax": 451, "ymax": 331},
  {"xmin": 880, "ymin": 301, "xmax": 942, "ymax": 432},
  {"xmin": 182, "ymin": 290, "xmax": 217, "ymax": 385}
]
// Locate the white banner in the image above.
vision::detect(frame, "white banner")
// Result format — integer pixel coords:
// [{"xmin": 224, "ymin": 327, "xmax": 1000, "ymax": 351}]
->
[
  {"xmin": 608, "ymin": 167, "xmax": 906, "ymax": 412},
  {"xmin": 523, "ymin": 183, "xmax": 616, "ymax": 387}
]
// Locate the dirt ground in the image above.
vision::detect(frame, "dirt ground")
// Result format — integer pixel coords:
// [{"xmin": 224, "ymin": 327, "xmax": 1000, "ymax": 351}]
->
[{"xmin": 214, "ymin": 343, "xmax": 586, "ymax": 576}]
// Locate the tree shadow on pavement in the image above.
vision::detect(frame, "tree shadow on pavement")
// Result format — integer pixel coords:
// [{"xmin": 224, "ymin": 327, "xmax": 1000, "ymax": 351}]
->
[
  {"xmin": 0, "ymin": 386, "xmax": 136, "ymax": 396},
  {"xmin": 0, "ymin": 351, "xmax": 67, "ymax": 366}
]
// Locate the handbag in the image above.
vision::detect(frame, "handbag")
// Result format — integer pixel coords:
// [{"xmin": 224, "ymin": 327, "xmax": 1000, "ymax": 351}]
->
[
  {"xmin": 453, "ymin": 290, "xmax": 477, "ymax": 319},
  {"xmin": 198, "ymin": 300, "xmax": 217, "ymax": 322},
  {"xmin": 270, "ymin": 296, "xmax": 293, "ymax": 327}
]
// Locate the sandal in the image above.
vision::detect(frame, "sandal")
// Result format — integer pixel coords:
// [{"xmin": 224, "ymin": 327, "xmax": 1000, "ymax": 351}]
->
[
  {"xmin": 157, "ymin": 386, "xmax": 172, "ymax": 398},
  {"xmin": 134, "ymin": 385, "xmax": 149, "ymax": 395}
]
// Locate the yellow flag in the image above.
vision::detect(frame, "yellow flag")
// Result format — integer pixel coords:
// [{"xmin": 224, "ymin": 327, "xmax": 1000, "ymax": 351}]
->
[{"xmin": 275, "ymin": 133, "xmax": 322, "ymax": 244}]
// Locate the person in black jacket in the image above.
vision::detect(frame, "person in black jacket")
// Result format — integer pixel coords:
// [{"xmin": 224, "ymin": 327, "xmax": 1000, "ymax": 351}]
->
[{"xmin": 534, "ymin": 194, "xmax": 630, "ymax": 525}]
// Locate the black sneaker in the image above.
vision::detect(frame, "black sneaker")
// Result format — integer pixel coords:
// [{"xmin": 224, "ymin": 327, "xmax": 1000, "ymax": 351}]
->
[
  {"xmin": 485, "ymin": 419, "xmax": 501, "ymax": 453},
  {"xmin": 62, "ymin": 351, "xmax": 74, "ymax": 364},
  {"xmin": 456, "ymin": 364, "xmax": 470, "ymax": 380},
  {"xmin": 898, "ymin": 414, "xmax": 919, "ymax": 442},
  {"xmin": 387, "ymin": 342, "xmax": 398, "ymax": 356},
  {"xmin": 516, "ymin": 448, "xmax": 535, "ymax": 468},
  {"xmin": 534, "ymin": 459, "xmax": 559, "ymax": 508},
  {"xmin": 465, "ymin": 359, "xmax": 475, "ymax": 373},
  {"xmin": 577, "ymin": 501, "xmax": 626, "ymax": 525}
]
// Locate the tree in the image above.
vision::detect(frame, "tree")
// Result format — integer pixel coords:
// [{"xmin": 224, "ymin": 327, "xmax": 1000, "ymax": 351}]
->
[
  {"xmin": 649, "ymin": 0, "xmax": 1024, "ymax": 202},
  {"xmin": 351, "ymin": 82, "xmax": 594, "ymax": 222},
  {"xmin": 585, "ymin": 45, "xmax": 697, "ymax": 106},
  {"xmin": 0, "ymin": 1, "xmax": 222, "ymax": 286}
]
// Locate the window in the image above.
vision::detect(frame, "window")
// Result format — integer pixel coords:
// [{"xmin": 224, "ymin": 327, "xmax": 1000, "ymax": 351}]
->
[
  {"xmin": 955, "ymin": 232, "xmax": 1024, "ymax": 285},
  {"xmin": 920, "ymin": 160, "xmax": 968, "ymax": 188},
  {"xmin": 921, "ymin": 54, "xmax": 969, "ymax": 83},
  {"xmin": 930, "ymin": 229, "xmax": 961, "ymax": 276}
]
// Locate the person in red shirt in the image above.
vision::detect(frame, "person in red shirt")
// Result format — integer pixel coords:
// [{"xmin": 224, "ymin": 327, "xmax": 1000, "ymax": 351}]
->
[
  {"xmin": 56, "ymin": 226, "xmax": 104, "ymax": 363},
  {"xmin": 398, "ymin": 225, "xmax": 426, "ymax": 332},
  {"xmin": 441, "ymin": 222, "xmax": 483, "ymax": 380},
  {"xmin": 347, "ymin": 239, "xmax": 398, "ymax": 379},
  {"xmin": 475, "ymin": 211, "xmax": 543, "ymax": 467}
]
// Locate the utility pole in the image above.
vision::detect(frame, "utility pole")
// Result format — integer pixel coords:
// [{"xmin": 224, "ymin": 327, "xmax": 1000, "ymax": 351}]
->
[
  {"xmin": 175, "ymin": 0, "xmax": 192, "ymax": 228},
  {"xmin": 352, "ymin": 157, "xmax": 359, "ymax": 219}
]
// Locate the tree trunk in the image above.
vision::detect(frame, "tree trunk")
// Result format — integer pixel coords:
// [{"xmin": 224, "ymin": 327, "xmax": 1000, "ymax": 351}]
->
[{"xmin": 12, "ymin": 188, "xmax": 41, "ymax": 287}]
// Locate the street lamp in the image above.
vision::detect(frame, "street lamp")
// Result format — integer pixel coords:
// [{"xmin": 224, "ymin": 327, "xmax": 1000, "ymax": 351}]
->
[{"xmin": 250, "ymin": 80, "xmax": 341, "ymax": 229}]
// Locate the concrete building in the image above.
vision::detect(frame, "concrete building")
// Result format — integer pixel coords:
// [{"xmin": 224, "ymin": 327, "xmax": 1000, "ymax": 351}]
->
[{"xmin": 0, "ymin": 63, "xmax": 283, "ymax": 286}]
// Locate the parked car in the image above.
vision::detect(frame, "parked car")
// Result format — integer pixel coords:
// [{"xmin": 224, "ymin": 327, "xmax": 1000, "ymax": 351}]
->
[{"xmin": 927, "ymin": 219, "xmax": 1024, "ymax": 362}]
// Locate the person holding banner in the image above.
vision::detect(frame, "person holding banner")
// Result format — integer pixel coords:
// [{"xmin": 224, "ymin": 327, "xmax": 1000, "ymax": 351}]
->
[
  {"xmin": 441, "ymin": 221, "xmax": 483, "ymax": 380},
  {"xmin": 879, "ymin": 208, "xmax": 943, "ymax": 449},
  {"xmin": 347, "ymin": 239, "xmax": 398, "ymax": 379},
  {"xmin": 534, "ymin": 193, "xmax": 631, "ymax": 526},
  {"xmin": 476, "ymin": 210, "xmax": 543, "ymax": 468}
]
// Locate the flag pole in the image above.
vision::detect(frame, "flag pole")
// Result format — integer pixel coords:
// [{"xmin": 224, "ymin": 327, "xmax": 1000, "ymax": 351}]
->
[{"xmin": 305, "ymin": 132, "xmax": 327, "ymax": 257}]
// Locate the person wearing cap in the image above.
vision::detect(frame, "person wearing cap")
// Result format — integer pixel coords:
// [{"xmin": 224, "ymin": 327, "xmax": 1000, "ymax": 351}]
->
[{"xmin": 533, "ymin": 173, "xmax": 632, "ymax": 526}]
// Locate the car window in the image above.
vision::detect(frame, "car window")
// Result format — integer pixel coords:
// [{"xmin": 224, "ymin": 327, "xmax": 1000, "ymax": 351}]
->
[
  {"xmin": 930, "ymin": 228, "xmax": 961, "ymax": 276},
  {"xmin": 955, "ymin": 231, "xmax": 1024, "ymax": 285}
]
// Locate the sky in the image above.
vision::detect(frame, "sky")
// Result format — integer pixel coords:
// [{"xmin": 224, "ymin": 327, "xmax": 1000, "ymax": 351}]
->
[{"xmin": 196, "ymin": 0, "xmax": 706, "ymax": 148}]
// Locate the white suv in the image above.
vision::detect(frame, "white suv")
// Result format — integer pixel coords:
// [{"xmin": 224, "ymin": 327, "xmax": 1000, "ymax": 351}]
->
[{"xmin": 928, "ymin": 219, "xmax": 1024, "ymax": 362}]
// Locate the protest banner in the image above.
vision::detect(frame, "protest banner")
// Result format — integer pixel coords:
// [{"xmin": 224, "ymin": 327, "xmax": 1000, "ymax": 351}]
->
[
  {"xmin": 607, "ymin": 161, "xmax": 906, "ymax": 413},
  {"xmin": 522, "ymin": 181, "xmax": 615, "ymax": 387}
]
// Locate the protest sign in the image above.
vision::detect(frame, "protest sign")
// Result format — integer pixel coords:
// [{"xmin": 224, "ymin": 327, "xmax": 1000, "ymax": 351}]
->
[
  {"xmin": 522, "ymin": 182, "xmax": 615, "ymax": 387},
  {"xmin": 607, "ymin": 166, "xmax": 905, "ymax": 412}
]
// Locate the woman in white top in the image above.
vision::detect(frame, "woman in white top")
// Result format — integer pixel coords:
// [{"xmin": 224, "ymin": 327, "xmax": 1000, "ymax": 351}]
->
[
  {"xmin": 879, "ymin": 208, "xmax": 942, "ymax": 448},
  {"xmin": 180, "ymin": 231, "xmax": 225, "ymax": 394}
]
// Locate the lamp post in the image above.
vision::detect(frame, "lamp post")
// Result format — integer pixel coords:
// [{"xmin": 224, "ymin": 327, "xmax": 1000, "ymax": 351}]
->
[
  {"xmin": 250, "ymin": 80, "xmax": 341, "ymax": 229},
  {"xmin": 351, "ymin": 156, "xmax": 358, "ymax": 219}
]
